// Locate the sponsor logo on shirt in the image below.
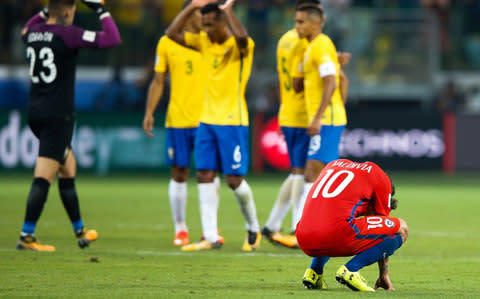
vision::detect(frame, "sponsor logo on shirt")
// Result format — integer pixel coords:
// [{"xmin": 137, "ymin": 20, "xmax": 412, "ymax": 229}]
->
[{"xmin": 82, "ymin": 31, "xmax": 96, "ymax": 43}]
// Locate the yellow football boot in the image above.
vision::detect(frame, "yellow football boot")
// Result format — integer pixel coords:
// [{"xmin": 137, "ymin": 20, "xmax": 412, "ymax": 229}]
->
[
  {"xmin": 335, "ymin": 265, "xmax": 375, "ymax": 292},
  {"xmin": 77, "ymin": 228, "xmax": 98, "ymax": 249},
  {"xmin": 302, "ymin": 268, "xmax": 327, "ymax": 289},
  {"xmin": 242, "ymin": 231, "xmax": 261, "ymax": 252},
  {"xmin": 16, "ymin": 235, "xmax": 56, "ymax": 252},
  {"xmin": 181, "ymin": 239, "xmax": 223, "ymax": 251}
]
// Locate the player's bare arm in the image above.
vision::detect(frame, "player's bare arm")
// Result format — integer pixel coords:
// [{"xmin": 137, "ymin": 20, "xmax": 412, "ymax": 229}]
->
[
  {"xmin": 219, "ymin": 0, "xmax": 248, "ymax": 49},
  {"xmin": 143, "ymin": 72, "xmax": 167, "ymax": 138},
  {"xmin": 166, "ymin": 0, "xmax": 212, "ymax": 46},
  {"xmin": 374, "ymin": 258, "xmax": 395, "ymax": 291},
  {"xmin": 339, "ymin": 69, "xmax": 349, "ymax": 104},
  {"xmin": 307, "ymin": 75, "xmax": 336, "ymax": 136}
]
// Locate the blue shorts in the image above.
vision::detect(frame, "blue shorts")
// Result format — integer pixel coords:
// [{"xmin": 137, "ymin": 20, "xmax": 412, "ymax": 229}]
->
[
  {"xmin": 307, "ymin": 125, "xmax": 345, "ymax": 164},
  {"xmin": 281, "ymin": 126, "xmax": 309, "ymax": 168},
  {"xmin": 165, "ymin": 127, "xmax": 197, "ymax": 168},
  {"xmin": 195, "ymin": 123, "xmax": 249, "ymax": 175}
]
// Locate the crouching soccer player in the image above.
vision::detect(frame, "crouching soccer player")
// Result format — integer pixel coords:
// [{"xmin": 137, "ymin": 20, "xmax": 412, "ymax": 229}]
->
[
  {"xmin": 17, "ymin": 0, "xmax": 121, "ymax": 251},
  {"xmin": 296, "ymin": 159, "xmax": 409, "ymax": 291}
]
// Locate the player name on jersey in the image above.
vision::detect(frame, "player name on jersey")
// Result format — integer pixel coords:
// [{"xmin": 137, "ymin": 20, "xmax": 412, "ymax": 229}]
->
[
  {"xmin": 27, "ymin": 32, "xmax": 54, "ymax": 43},
  {"xmin": 331, "ymin": 160, "xmax": 373, "ymax": 173}
]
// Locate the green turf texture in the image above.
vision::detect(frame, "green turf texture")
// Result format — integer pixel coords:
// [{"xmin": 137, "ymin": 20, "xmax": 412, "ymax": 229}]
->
[{"xmin": 1, "ymin": 172, "xmax": 479, "ymax": 298}]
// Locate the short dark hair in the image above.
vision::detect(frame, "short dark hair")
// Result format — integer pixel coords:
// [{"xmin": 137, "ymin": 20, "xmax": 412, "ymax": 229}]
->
[
  {"xmin": 200, "ymin": 2, "xmax": 222, "ymax": 17},
  {"xmin": 48, "ymin": 0, "xmax": 75, "ymax": 17},
  {"xmin": 296, "ymin": 0, "xmax": 321, "ymax": 8},
  {"xmin": 297, "ymin": 4, "xmax": 324, "ymax": 18}
]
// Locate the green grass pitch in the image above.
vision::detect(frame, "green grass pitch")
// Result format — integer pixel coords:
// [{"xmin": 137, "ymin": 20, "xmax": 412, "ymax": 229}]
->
[{"xmin": 1, "ymin": 171, "xmax": 480, "ymax": 298}]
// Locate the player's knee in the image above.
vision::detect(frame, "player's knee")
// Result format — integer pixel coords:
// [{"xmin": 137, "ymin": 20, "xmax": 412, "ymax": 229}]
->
[
  {"xmin": 172, "ymin": 167, "xmax": 189, "ymax": 182},
  {"xmin": 226, "ymin": 175, "xmax": 242, "ymax": 190},
  {"xmin": 304, "ymin": 168, "xmax": 317, "ymax": 183},
  {"xmin": 398, "ymin": 218, "xmax": 409, "ymax": 243},
  {"xmin": 196, "ymin": 170, "xmax": 215, "ymax": 183}
]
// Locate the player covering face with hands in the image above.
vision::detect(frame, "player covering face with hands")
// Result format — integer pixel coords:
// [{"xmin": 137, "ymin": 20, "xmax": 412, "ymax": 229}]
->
[
  {"xmin": 17, "ymin": 0, "xmax": 121, "ymax": 252},
  {"xmin": 296, "ymin": 159, "xmax": 408, "ymax": 292}
]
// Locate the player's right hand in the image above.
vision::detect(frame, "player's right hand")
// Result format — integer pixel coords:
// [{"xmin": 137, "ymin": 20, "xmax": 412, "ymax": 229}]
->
[
  {"xmin": 374, "ymin": 275, "xmax": 395, "ymax": 291},
  {"xmin": 143, "ymin": 114, "xmax": 155, "ymax": 138}
]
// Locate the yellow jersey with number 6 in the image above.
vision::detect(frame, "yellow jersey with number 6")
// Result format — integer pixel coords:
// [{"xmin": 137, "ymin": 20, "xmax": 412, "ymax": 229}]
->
[
  {"xmin": 276, "ymin": 29, "xmax": 309, "ymax": 128},
  {"xmin": 185, "ymin": 31, "xmax": 254, "ymax": 126},
  {"xmin": 303, "ymin": 34, "xmax": 346, "ymax": 126},
  {"xmin": 155, "ymin": 35, "xmax": 205, "ymax": 128}
]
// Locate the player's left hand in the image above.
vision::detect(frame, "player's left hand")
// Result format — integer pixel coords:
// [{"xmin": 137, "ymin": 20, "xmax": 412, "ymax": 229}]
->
[
  {"xmin": 82, "ymin": 0, "xmax": 107, "ymax": 16},
  {"xmin": 337, "ymin": 52, "xmax": 351, "ymax": 67},
  {"xmin": 374, "ymin": 275, "xmax": 395, "ymax": 291},
  {"xmin": 307, "ymin": 119, "xmax": 321, "ymax": 136},
  {"xmin": 143, "ymin": 114, "xmax": 155, "ymax": 138},
  {"xmin": 219, "ymin": 0, "xmax": 236, "ymax": 11}
]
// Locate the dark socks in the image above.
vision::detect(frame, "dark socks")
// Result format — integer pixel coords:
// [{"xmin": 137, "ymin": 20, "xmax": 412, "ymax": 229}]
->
[
  {"xmin": 22, "ymin": 178, "xmax": 51, "ymax": 235},
  {"xmin": 58, "ymin": 178, "xmax": 84, "ymax": 233},
  {"xmin": 310, "ymin": 256, "xmax": 330, "ymax": 274}
]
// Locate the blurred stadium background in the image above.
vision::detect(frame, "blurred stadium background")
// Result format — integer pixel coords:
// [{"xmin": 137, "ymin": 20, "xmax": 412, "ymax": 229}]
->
[{"xmin": 1, "ymin": 0, "xmax": 480, "ymax": 173}]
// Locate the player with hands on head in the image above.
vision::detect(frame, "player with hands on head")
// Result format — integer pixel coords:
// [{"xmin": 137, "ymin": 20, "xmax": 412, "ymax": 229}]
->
[
  {"xmin": 166, "ymin": 0, "xmax": 262, "ymax": 252},
  {"xmin": 296, "ymin": 159, "xmax": 408, "ymax": 292},
  {"xmin": 17, "ymin": 0, "xmax": 121, "ymax": 251},
  {"xmin": 142, "ymin": 0, "xmax": 219, "ymax": 247}
]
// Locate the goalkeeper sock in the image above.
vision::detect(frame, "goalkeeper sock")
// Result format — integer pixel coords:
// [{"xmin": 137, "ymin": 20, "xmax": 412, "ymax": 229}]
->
[
  {"xmin": 21, "ymin": 178, "xmax": 50, "ymax": 235},
  {"xmin": 290, "ymin": 174, "xmax": 305, "ymax": 232},
  {"xmin": 264, "ymin": 174, "xmax": 293, "ymax": 232},
  {"xmin": 58, "ymin": 178, "xmax": 84, "ymax": 233},
  {"xmin": 198, "ymin": 182, "xmax": 219, "ymax": 243},
  {"xmin": 233, "ymin": 180, "xmax": 260, "ymax": 233},
  {"xmin": 345, "ymin": 234, "xmax": 403, "ymax": 272},
  {"xmin": 168, "ymin": 179, "xmax": 188, "ymax": 233},
  {"xmin": 310, "ymin": 256, "xmax": 330, "ymax": 274}
]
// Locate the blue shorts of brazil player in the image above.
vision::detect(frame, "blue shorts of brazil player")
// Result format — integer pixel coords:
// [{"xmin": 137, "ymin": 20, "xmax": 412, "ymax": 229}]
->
[
  {"xmin": 195, "ymin": 123, "xmax": 249, "ymax": 176},
  {"xmin": 281, "ymin": 126, "xmax": 310, "ymax": 168},
  {"xmin": 307, "ymin": 125, "xmax": 345, "ymax": 164},
  {"xmin": 165, "ymin": 127, "xmax": 197, "ymax": 168}
]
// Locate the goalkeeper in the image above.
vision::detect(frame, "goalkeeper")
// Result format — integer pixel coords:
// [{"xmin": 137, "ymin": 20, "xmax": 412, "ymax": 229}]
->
[{"xmin": 16, "ymin": 0, "xmax": 121, "ymax": 252}]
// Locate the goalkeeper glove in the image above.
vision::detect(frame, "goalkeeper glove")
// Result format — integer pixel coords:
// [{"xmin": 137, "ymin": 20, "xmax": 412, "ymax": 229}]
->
[
  {"xmin": 39, "ymin": 7, "xmax": 49, "ymax": 20},
  {"xmin": 81, "ymin": 0, "xmax": 109, "ymax": 17}
]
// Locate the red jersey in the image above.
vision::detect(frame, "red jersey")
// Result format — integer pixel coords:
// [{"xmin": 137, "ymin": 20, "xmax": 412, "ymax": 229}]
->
[{"xmin": 296, "ymin": 159, "xmax": 397, "ymax": 257}]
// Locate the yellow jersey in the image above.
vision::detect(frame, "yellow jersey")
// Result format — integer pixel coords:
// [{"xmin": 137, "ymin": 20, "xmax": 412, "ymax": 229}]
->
[
  {"xmin": 185, "ymin": 31, "xmax": 254, "ymax": 126},
  {"xmin": 303, "ymin": 34, "xmax": 347, "ymax": 126},
  {"xmin": 155, "ymin": 35, "xmax": 205, "ymax": 128},
  {"xmin": 276, "ymin": 29, "xmax": 309, "ymax": 128}
]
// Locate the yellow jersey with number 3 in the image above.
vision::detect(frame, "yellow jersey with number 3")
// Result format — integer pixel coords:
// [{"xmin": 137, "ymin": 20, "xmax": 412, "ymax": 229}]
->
[
  {"xmin": 303, "ymin": 34, "xmax": 346, "ymax": 126},
  {"xmin": 155, "ymin": 35, "xmax": 204, "ymax": 128},
  {"xmin": 185, "ymin": 31, "xmax": 254, "ymax": 126},
  {"xmin": 276, "ymin": 29, "xmax": 309, "ymax": 128}
]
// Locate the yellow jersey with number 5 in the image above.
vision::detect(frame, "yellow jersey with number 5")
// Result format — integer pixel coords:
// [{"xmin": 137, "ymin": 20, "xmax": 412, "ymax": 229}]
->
[
  {"xmin": 303, "ymin": 34, "xmax": 346, "ymax": 126},
  {"xmin": 155, "ymin": 35, "xmax": 205, "ymax": 128},
  {"xmin": 185, "ymin": 31, "xmax": 254, "ymax": 126},
  {"xmin": 276, "ymin": 29, "xmax": 309, "ymax": 128}
]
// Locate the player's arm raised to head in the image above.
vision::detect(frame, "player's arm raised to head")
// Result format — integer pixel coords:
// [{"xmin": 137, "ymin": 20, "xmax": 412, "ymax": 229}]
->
[
  {"xmin": 166, "ymin": 0, "xmax": 210, "ymax": 46},
  {"xmin": 220, "ymin": 0, "xmax": 248, "ymax": 50},
  {"xmin": 21, "ymin": 8, "xmax": 49, "ymax": 40},
  {"xmin": 143, "ymin": 71, "xmax": 167, "ymax": 138},
  {"xmin": 78, "ymin": 0, "xmax": 121, "ymax": 48}
]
